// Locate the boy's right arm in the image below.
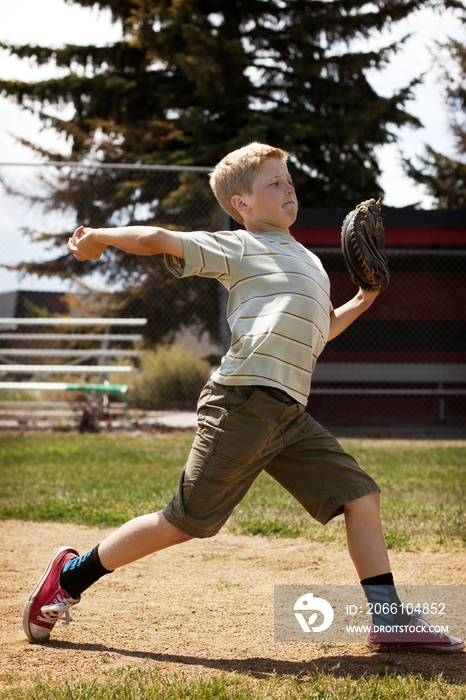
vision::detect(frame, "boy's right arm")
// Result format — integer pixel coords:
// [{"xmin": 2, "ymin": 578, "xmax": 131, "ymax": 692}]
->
[{"xmin": 68, "ymin": 225, "xmax": 184, "ymax": 262}]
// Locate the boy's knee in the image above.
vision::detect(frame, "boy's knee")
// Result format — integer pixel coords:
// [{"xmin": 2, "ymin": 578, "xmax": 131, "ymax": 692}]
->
[
  {"xmin": 172, "ymin": 527, "xmax": 194, "ymax": 544},
  {"xmin": 344, "ymin": 490, "xmax": 380, "ymax": 514},
  {"xmin": 161, "ymin": 514, "xmax": 195, "ymax": 544}
]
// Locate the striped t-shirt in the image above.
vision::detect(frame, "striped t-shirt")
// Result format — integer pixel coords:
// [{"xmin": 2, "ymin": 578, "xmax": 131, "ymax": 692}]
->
[{"xmin": 165, "ymin": 229, "xmax": 332, "ymax": 405}]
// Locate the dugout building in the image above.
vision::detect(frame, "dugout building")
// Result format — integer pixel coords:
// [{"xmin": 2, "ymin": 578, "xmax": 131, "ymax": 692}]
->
[{"xmin": 292, "ymin": 208, "xmax": 466, "ymax": 428}]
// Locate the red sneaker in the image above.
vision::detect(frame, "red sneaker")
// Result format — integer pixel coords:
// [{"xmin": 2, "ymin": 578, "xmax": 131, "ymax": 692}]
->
[
  {"xmin": 23, "ymin": 547, "xmax": 80, "ymax": 643},
  {"xmin": 365, "ymin": 612, "xmax": 465, "ymax": 652}
]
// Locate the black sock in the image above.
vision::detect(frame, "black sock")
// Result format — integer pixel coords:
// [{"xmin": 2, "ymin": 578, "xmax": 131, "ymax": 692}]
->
[
  {"xmin": 59, "ymin": 545, "xmax": 113, "ymax": 599},
  {"xmin": 361, "ymin": 572, "xmax": 412, "ymax": 628}
]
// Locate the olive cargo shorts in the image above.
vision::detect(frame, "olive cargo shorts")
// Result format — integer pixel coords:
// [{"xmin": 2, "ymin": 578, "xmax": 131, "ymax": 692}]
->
[{"xmin": 163, "ymin": 380, "xmax": 380, "ymax": 538}]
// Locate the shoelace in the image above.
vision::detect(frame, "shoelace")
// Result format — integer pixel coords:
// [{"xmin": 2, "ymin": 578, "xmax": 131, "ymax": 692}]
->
[
  {"xmin": 39, "ymin": 593, "xmax": 76, "ymax": 626},
  {"xmin": 410, "ymin": 610, "xmax": 444, "ymax": 639}
]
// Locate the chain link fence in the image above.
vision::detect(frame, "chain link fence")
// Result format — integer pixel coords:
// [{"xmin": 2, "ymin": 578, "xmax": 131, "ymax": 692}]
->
[
  {"xmin": 0, "ymin": 163, "xmax": 464, "ymax": 426},
  {"xmin": 309, "ymin": 248, "xmax": 465, "ymax": 426},
  {"xmin": 0, "ymin": 162, "xmax": 229, "ymax": 354}
]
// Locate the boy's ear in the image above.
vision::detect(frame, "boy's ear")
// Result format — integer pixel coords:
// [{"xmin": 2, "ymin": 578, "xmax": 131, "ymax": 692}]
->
[{"xmin": 231, "ymin": 194, "xmax": 251, "ymax": 216}]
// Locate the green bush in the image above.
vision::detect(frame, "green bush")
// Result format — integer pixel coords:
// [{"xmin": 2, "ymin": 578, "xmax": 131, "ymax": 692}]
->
[{"xmin": 130, "ymin": 345, "xmax": 211, "ymax": 409}]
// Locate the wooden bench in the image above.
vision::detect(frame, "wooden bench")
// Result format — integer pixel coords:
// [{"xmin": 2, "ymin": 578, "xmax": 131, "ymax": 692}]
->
[
  {"xmin": 0, "ymin": 317, "xmax": 147, "ymax": 424},
  {"xmin": 311, "ymin": 362, "xmax": 466, "ymax": 423}
]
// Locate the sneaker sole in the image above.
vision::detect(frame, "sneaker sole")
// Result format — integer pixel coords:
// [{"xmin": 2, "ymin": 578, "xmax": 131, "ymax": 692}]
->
[
  {"xmin": 23, "ymin": 546, "xmax": 78, "ymax": 643},
  {"xmin": 365, "ymin": 638, "xmax": 465, "ymax": 653}
]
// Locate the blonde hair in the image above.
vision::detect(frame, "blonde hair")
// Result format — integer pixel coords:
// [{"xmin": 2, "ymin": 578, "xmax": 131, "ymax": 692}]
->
[{"xmin": 209, "ymin": 142, "xmax": 289, "ymax": 225}]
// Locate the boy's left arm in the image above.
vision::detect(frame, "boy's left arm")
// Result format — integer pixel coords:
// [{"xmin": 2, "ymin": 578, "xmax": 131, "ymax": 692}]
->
[{"xmin": 327, "ymin": 289, "xmax": 378, "ymax": 341}]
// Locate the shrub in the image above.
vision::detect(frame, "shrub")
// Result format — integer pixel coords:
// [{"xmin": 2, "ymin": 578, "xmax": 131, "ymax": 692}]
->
[{"xmin": 130, "ymin": 345, "xmax": 211, "ymax": 409}]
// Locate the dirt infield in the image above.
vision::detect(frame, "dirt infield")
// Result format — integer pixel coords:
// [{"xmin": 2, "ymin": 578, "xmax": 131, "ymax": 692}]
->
[{"xmin": 1, "ymin": 520, "xmax": 465, "ymax": 685}]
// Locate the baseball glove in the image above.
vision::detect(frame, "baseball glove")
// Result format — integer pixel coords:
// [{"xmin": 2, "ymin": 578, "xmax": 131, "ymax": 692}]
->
[{"xmin": 341, "ymin": 198, "xmax": 390, "ymax": 293}]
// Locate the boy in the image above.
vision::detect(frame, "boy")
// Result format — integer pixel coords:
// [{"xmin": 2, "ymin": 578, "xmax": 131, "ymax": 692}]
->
[{"xmin": 23, "ymin": 143, "xmax": 463, "ymax": 652}]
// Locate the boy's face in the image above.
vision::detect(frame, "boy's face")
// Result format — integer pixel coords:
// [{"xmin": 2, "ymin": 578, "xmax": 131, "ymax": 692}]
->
[{"xmin": 232, "ymin": 158, "xmax": 298, "ymax": 234}]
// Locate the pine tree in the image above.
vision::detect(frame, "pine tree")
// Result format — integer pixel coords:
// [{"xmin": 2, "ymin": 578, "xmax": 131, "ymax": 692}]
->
[
  {"xmin": 1, "ymin": 0, "xmax": 434, "ymax": 197},
  {"xmin": 404, "ymin": 35, "xmax": 466, "ymax": 208},
  {"xmin": 0, "ymin": 0, "xmax": 448, "ymax": 340}
]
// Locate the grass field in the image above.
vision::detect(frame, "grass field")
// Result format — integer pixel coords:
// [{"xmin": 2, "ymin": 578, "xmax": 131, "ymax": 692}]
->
[
  {"xmin": 2, "ymin": 667, "xmax": 465, "ymax": 699},
  {"xmin": 1, "ymin": 433, "xmax": 465, "ymax": 699},
  {"xmin": 0, "ymin": 434, "xmax": 464, "ymax": 550}
]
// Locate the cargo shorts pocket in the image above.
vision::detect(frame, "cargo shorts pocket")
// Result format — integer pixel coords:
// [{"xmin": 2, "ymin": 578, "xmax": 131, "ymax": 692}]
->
[
  {"xmin": 197, "ymin": 381, "xmax": 257, "ymax": 427},
  {"xmin": 209, "ymin": 386, "xmax": 278, "ymax": 466}
]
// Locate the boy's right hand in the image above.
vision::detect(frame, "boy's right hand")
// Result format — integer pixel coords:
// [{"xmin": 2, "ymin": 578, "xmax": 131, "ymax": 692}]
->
[{"xmin": 68, "ymin": 226, "xmax": 107, "ymax": 261}]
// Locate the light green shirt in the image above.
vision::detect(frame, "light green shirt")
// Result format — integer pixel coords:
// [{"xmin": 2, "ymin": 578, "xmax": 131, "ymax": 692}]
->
[{"xmin": 166, "ymin": 229, "xmax": 332, "ymax": 405}]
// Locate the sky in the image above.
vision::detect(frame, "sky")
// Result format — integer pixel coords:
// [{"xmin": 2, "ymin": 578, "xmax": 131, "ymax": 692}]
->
[{"xmin": 0, "ymin": 0, "xmax": 464, "ymax": 293}]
